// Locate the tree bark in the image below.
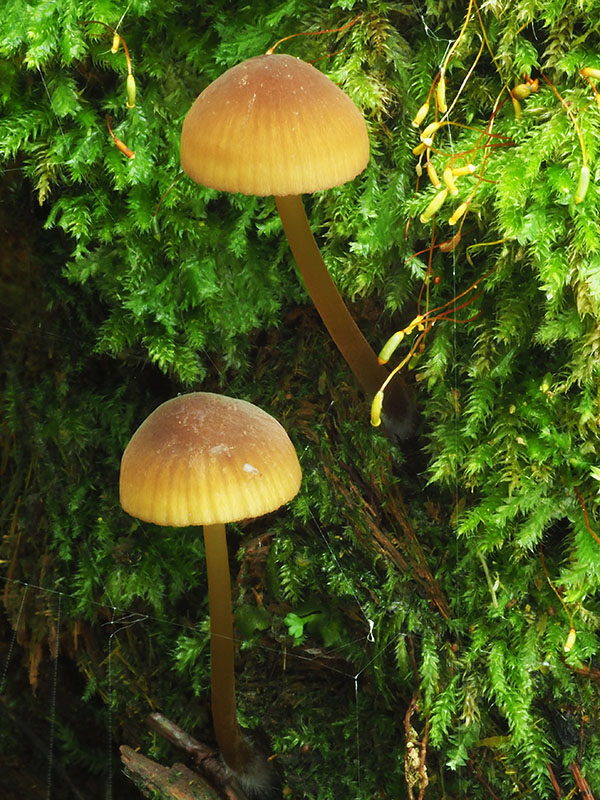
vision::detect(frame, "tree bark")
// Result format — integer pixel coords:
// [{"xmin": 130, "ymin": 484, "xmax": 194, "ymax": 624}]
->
[{"xmin": 121, "ymin": 746, "xmax": 222, "ymax": 800}]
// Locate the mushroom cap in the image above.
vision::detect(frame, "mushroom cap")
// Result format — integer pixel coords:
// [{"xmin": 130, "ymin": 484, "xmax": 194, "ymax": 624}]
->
[
  {"xmin": 120, "ymin": 393, "xmax": 301, "ymax": 527},
  {"xmin": 180, "ymin": 53, "xmax": 369, "ymax": 196}
]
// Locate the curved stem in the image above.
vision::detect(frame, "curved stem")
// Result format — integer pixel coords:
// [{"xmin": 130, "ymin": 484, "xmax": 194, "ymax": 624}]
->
[
  {"xmin": 275, "ymin": 194, "xmax": 414, "ymax": 438},
  {"xmin": 275, "ymin": 194, "xmax": 387, "ymax": 397},
  {"xmin": 202, "ymin": 523, "xmax": 253, "ymax": 773}
]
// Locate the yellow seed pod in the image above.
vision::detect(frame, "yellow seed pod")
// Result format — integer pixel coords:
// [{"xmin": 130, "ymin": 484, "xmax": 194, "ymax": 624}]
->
[
  {"xmin": 413, "ymin": 142, "xmax": 426, "ymax": 156},
  {"xmin": 111, "ymin": 32, "xmax": 121, "ymax": 53},
  {"xmin": 408, "ymin": 350, "xmax": 422, "ymax": 370},
  {"xmin": 126, "ymin": 73, "xmax": 136, "ymax": 109},
  {"xmin": 415, "ymin": 161, "xmax": 423, "ymax": 177},
  {"xmin": 452, "ymin": 163, "xmax": 476, "ymax": 177},
  {"xmin": 378, "ymin": 331, "xmax": 405, "ymax": 365},
  {"xmin": 449, "ymin": 201, "xmax": 469, "ymax": 226},
  {"xmin": 511, "ymin": 95, "xmax": 522, "ymax": 120},
  {"xmin": 511, "ymin": 83, "xmax": 531, "ymax": 100},
  {"xmin": 436, "ymin": 73, "xmax": 447, "ymax": 113},
  {"xmin": 443, "ymin": 167, "xmax": 459, "ymax": 196},
  {"xmin": 574, "ymin": 165, "xmax": 590, "ymax": 204},
  {"xmin": 439, "ymin": 232, "xmax": 461, "ymax": 252},
  {"xmin": 420, "ymin": 188, "xmax": 448, "ymax": 223},
  {"xmin": 426, "ymin": 160, "xmax": 441, "ymax": 188},
  {"xmin": 420, "ymin": 121, "xmax": 442, "ymax": 147},
  {"xmin": 406, "ymin": 314, "xmax": 425, "ymax": 334},
  {"xmin": 412, "ymin": 102, "xmax": 430, "ymax": 128},
  {"xmin": 582, "ymin": 66, "xmax": 600, "ymax": 80},
  {"xmin": 564, "ymin": 627, "xmax": 576, "ymax": 653},
  {"xmin": 370, "ymin": 390, "xmax": 384, "ymax": 427}
]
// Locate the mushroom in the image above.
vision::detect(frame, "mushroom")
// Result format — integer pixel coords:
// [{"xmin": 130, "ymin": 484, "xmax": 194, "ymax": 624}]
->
[
  {"xmin": 180, "ymin": 53, "xmax": 413, "ymax": 437},
  {"xmin": 119, "ymin": 392, "xmax": 301, "ymax": 789}
]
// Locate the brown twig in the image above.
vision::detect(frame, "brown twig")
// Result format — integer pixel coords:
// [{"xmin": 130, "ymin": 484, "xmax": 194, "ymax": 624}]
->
[
  {"xmin": 570, "ymin": 762, "xmax": 595, "ymax": 800},
  {"xmin": 547, "ymin": 762, "xmax": 562, "ymax": 799},
  {"xmin": 562, "ymin": 660, "xmax": 600, "ymax": 681},
  {"xmin": 575, "ymin": 487, "xmax": 600, "ymax": 547},
  {"xmin": 404, "ymin": 691, "xmax": 429, "ymax": 799},
  {"xmin": 146, "ymin": 713, "xmax": 241, "ymax": 800},
  {"xmin": 404, "ymin": 694, "xmax": 419, "ymax": 800},
  {"xmin": 120, "ymin": 713, "xmax": 250, "ymax": 800},
  {"xmin": 407, "ymin": 634, "xmax": 419, "ymax": 679},
  {"xmin": 417, "ymin": 717, "xmax": 430, "ymax": 800},
  {"xmin": 468, "ymin": 759, "xmax": 502, "ymax": 800}
]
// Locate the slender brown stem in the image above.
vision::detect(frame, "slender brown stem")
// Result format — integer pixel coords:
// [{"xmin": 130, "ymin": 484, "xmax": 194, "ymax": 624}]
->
[
  {"xmin": 275, "ymin": 194, "xmax": 387, "ymax": 397},
  {"xmin": 547, "ymin": 762, "xmax": 562, "ymax": 799},
  {"xmin": 202, "ymin": 524, "xmax": 253, "ymax": 773},
  {"xmin": 570, "ymin": 762, "xmax": 595, "ymax": 800},
  {"xmin": 275, "ymin": 194, "xmax": 415, "ymax": 437}
]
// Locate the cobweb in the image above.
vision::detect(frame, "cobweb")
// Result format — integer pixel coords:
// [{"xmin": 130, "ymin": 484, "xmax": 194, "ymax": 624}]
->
[{"xmin": 0, "ymin": 500, "xmax": 403, "ymax": 800}]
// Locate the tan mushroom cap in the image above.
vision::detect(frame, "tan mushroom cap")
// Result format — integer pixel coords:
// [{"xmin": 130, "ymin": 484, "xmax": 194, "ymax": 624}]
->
[
  {"xmin": 120, "ymin": 393, "xmax": 301, "ymax": 527},
  {"xmin": 180, "ymin": 53, "xmax": 369, "ymax": 196}
]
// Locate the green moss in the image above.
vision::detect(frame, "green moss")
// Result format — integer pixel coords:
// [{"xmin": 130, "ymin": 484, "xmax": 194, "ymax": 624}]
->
[{"xmin": 2, "ymin": 1, "xmax": 600, "ymax": 797}]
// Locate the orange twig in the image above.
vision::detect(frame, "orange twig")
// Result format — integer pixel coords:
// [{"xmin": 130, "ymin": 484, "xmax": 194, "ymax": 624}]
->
[
  {"xmin": 153, "ymin": 175, "xmax": 183, "ymax": 218},
  {"xmin": 82, "ymin": 20, "xmax": 133, "ymax": 74},
  {"xmin": 564, "ymin": 661, "xmax": 600, "ymax": 680},
  {"xmin": 266, "ymin": 14, "xmax": 362, "ymax": 55},
  {"xmin": 106, "ymin": 116, "xmax": 135, "ymax": 159},
  {"xmin": 574, "ymin": 487, "xmax": 600, "ymax": 547}
]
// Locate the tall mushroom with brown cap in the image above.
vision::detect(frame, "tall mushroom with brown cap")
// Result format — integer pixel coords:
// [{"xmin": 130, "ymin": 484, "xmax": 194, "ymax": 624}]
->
[
  {"xmin": 180, "ymin": 53, "xmax": 413, "ymax": 437},
  {"xmin": 119, "ymin": 392, "xmax": 301, "ymax": 792}
]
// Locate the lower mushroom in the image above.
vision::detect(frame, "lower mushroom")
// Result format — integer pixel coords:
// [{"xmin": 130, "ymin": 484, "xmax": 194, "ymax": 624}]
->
[{"xmin": 119, "ymin": 392, "xmax": 301, "ymax": 794}]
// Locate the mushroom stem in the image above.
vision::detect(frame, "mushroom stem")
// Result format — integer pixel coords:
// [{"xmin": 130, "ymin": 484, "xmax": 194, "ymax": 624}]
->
[
  {"xmin": 275, "ymin": 194, "xmax": 388, "ymax": 398},
  {"xmin": 202, "ymin": 523, "xmax": 253, "ymax": 773}
]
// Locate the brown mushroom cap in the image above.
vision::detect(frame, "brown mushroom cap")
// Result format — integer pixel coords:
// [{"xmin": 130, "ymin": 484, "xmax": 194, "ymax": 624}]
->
[
  {"xmin": 180, "ymin": 53, "xmax": 369, "ymax": 196},
  {"xmin": 120, "ymin": 393, "xmax": 301, "ymax": 527}
]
